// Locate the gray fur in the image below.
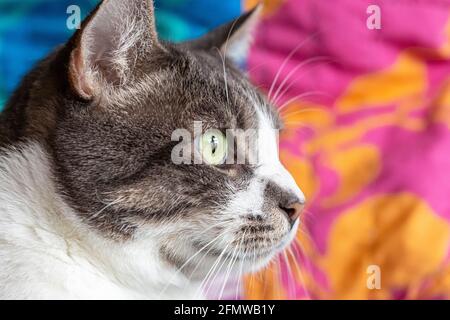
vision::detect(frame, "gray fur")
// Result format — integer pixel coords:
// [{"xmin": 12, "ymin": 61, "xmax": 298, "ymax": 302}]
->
[{"xmin": 0, "ymin": 0, "xmax": 303, "ymax": 281}]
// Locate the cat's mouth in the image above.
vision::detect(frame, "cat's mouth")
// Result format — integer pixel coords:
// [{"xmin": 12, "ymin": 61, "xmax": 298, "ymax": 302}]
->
[
  {"xmin": 196, "ymin": 244, "xmax": 275, "ymax": 261},
  {"xmin": 190, "ymin": 226, "xmax": 297, "ymax": 268}
]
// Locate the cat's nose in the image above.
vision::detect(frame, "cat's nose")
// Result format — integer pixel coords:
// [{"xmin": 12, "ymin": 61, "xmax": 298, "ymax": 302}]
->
[
  {"xmin": 264, "ymin": 180, "xmax": 305, "ymax": 227},
  {"xmin": 279, "ymin": 197, "xmax": 305, "ymax": 227}
]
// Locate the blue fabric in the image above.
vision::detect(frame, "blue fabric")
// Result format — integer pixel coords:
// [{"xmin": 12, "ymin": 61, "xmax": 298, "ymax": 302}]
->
[{"xmin": 0, "ymin": 0, "xmax": 242, "ymax": 110}]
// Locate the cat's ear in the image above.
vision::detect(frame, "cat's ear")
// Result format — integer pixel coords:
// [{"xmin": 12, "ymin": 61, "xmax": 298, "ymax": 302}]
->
[
  {"xmin": 68, "ymin": 0, "xmax": 159, "ymax": 99},
  {"xmin": 186, "ymin": 4, "xmax": 262, "ymax": 65}
]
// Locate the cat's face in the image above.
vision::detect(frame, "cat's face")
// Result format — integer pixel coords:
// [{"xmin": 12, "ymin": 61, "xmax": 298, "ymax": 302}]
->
[{"xmin": 49, "ymin": 0, "xmax": 305, "ymax": 278}]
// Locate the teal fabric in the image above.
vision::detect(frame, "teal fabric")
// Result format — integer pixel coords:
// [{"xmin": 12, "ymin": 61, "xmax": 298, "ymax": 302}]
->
[{"xmin": 0, "ymin": 0, "xmax": 242, "ymax": 110}]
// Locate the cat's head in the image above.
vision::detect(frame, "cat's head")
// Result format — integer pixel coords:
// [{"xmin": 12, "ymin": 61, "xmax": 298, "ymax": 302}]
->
[{"xmin": 38, "ymin": 0, "xmax": 305, "ymax": 278}]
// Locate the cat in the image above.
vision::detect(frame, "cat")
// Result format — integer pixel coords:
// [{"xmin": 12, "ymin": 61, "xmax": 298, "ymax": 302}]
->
[{"xmin": 0, "ymin": 0, "xmax": 305, "ymax": 299}]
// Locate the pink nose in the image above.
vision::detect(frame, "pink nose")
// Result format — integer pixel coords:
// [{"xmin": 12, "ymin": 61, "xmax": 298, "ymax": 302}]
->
[{"xmin": 280, "ymin": 200, "xmax": 304, "ymax": 226}]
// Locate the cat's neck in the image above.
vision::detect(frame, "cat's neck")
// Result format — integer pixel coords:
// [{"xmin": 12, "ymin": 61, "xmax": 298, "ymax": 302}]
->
[{"xmin": 0, "ymin": 141, "xmax": 202, "ymax": 299}]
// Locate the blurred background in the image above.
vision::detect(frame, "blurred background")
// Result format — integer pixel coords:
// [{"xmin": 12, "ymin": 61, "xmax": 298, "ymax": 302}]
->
[{"xmin": 1, "ymin": 0, "xmax": 450, "ymax": 299}]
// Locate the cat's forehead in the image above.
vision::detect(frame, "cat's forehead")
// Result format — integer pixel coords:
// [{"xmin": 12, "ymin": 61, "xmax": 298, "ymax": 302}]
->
[
  {"xmin": 98, "ymin": 48, "xmax": 280, "ymax": 136},
  {"xmin": 108, "ymin": 46, "xmax": 281, "ymax": 132}
]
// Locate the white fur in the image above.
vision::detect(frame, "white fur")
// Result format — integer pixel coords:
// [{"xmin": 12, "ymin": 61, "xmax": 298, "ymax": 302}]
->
[
  {"xmin": 255, "ymin": 108, "xmax": 305, "ymax": 201},
  {"xmin": 218, "ymin": 103, "xmax": 305, "ymax": 275},
  {"xmin": 0, "ymin": 108, "xmax": 304, "ymax": 300},
  {"xmin": 0, "ymin": 142, "xmax": 202, "ymax": 300},
  {"xmin": 225, "ymin": 105, "xmax": 305, "ymax": 219}
]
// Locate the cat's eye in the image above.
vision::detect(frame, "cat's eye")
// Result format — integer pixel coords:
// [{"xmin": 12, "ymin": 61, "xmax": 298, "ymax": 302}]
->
[{"xmin": 197, "ymin": 130, "xmax": 228, "ymax": 165}]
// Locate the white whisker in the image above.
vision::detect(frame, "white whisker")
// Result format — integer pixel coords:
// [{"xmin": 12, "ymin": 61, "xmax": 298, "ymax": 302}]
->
[
  {"xmin": 91, "ymin": 197, "xmax": 124, "ymax": 219},
  {"xmin": 278, "ymin": 91, "xmax": 326, "ymax": 113},
  {"xmin": 218, "ymin": 229, "xmax": 246, "ymax": 300},
  {"xmin": 271, "ymin": 56, "xmax": 329, "ymax": 106},
  {"xmin": 216, "ymin": 48, "xmax": 230, "ymax": 104},
  {"xmin": 267, "ymin": 33, "xmax": 319, "ymax": 100},
  {"xmin": 289, "ymin": 243, "xmax": 311, "ymax": 299},
  {"xmin": 196, "ymin": 241, "xmax": 231, "ymax": 298},
  {"xmin": 157, "ymin": 222, "xmax": 230, "ymax": 298}
]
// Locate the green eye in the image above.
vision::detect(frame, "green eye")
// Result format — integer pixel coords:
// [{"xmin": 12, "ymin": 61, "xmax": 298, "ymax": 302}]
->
[{"xmin": 198, "ymin": 129, "xmax": 227, "ymax": 165}]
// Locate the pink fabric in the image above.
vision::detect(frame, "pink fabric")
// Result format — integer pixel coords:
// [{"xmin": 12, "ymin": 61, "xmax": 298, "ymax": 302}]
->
[{"xmin": 245, "ymin": 0, "xmax": 450, "ymax": 299}]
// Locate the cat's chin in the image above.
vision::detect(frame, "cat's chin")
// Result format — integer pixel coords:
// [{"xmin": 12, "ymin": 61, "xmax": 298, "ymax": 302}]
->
[
  {"xmin": 242, "ymin": 253, "xmax": 276, "ymax": 274},
  {"xmin": 241, "ymin": 220, "xmax": 301, "ymax": 273},
  {"xmin": 184, "ymin": 228, "xmax": 300, "ymax": 281}
]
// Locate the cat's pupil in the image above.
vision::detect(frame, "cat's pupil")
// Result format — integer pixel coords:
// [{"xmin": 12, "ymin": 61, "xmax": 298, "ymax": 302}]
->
[{"xmin": 211, "ymin": 136, "xmax": 218, "ymax": 154}]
